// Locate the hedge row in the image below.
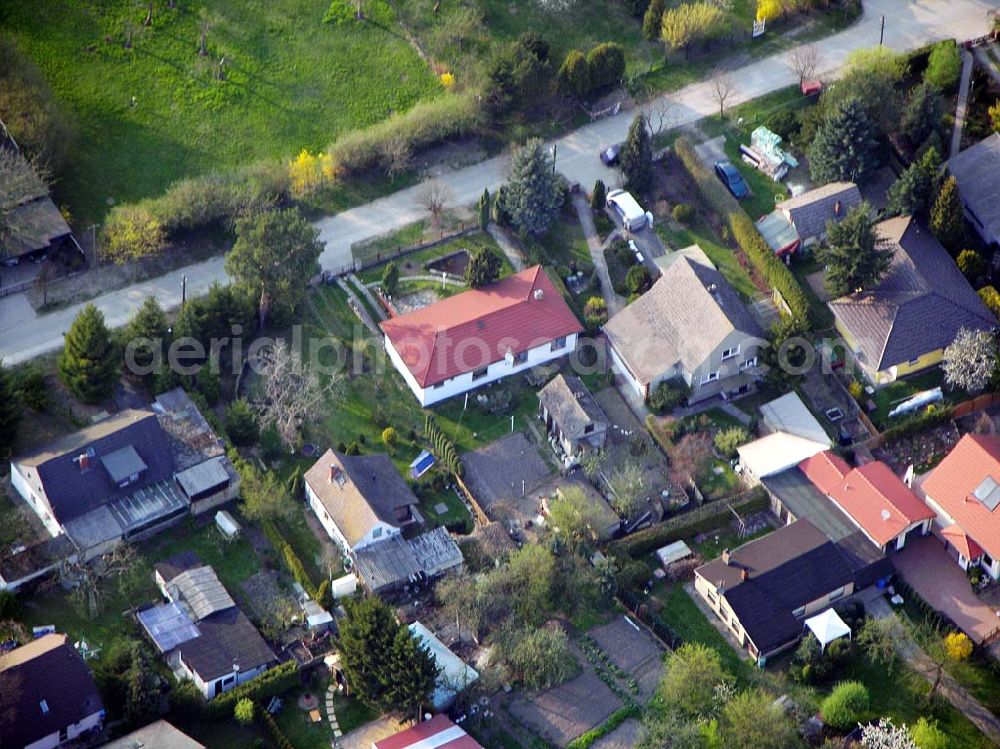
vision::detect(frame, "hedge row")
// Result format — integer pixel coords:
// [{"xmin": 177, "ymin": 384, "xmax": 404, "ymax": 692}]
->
[
  {"xmin": 566, "ymin": 706, "xmax": 640, "ymax": 749},
  {"xmin": 328, "ymin": 92, "xmax": 480, "ymax": 175},
  {"xmin": 172, "ymin": 661, "xmax": 302, "ymax": 721},
  {"xmin": 611, "ymin": 488, "xmax": 769, "ymax": 559},
  {"xmin": 673, "ymin": 136, "xmax": 811, "ymax": 325},
  {"xmin": 878, "ymin": 404, "xmax": 954, "ymax": 445},
  {"xmin": 263, "ymin": 520, "xmax": 320, "ymax": 600},
  {"xmin": 262, "ymin": 710, "xmax": 296, "ymax": 749}
]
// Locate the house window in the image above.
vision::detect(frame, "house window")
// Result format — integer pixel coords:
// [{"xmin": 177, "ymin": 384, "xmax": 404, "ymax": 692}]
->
[
  {"xmin": 706, "ymin": 590, "xmax": 717, "ymax": 605},
  {"xmin": 828, "ymin": 586, "xmax": 846, "ymax": 602},
  {"xmin": 984, "ymin": 553, "xmax": 994, "ymax": 569},
  {"xmin": 584, "ymin": 424, "xmax": 595, "ymax": 435},
  {"xmin": 224, "ymin": 675, "xmax": 235, "ymax": 685},
  {"xmin": 373, "ymin": 527, "xmax": 383, "ymax": 539},
  {"xmin": 512, "ymin": 350, "xmax": 528, "ymax": 365},
  {"xmin": 792, "ymin": 605, "xmax": 806, "ymax": 617},
  {"xmin": 700, "ymin": 371, "xmax": 719, "ymax": 385},
  {"xmin": 472, "ymin": 367, "xmax": 488, "ymax": 380},
  {"xmin": 433, "ymin": 381, "xmax": 445, "ymax": 389},
  {"xmin": 550, "ymin": 336, "xmax": 567, "ymax": 352},
  {"xmin": 908, "ymin": 357, "xmax": 920, "ymax": 366},
  {"xmin": 722, "ymin": 345, "xmax": 740, "ymax": 360},
  {"xmin": 739, "ymin": 357, "xmax": 758, "ymax": 371}
]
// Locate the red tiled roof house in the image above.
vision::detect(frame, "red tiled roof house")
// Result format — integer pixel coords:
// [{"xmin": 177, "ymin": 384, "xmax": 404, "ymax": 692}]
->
[
  {"xmin": 923, "ymin": 434, "xmax": 1000, "ymax": 578},
  {"xmin": 380, "ymin": 266, "xmax": 582, "ymax": 406},
  {"xmin": 799, "ymin": 451, "xmax": 934, "ymax": 554}
]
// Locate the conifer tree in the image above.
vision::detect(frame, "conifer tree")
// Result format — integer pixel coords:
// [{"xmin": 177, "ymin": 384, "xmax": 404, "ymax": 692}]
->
[
  {"xmin": 621, "ymin": 114, "xmax": 654, "ymax": 194},
  {"xmin": 123, "ymin": 296, "xmax": 168, "ymax": 380},
  {"xmin": 930, "ymin": 175, "xmax": 966, "ymax": 252},
  {"xmin": 58, "ymin": 303, "xmax": 118, "ymax": 403},
  {"xmin": 0, "ymin": 361, "xmax": 21, "ymax": 456},
  {"xmin": 506, "ymin": 139, "xmax": 563, "ymax": 236},
  {"xmin": 808, "ymin": 97, "xmax": 881, "ymax": 184}
]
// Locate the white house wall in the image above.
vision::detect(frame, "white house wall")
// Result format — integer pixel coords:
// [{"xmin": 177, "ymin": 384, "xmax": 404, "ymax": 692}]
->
[
  {"xmin": 385, "ymin": 334, "xmax": 579, "ymax": 407},
  {"xmin": 10, "ymin": 463, "xmax": 62, "ymax": 538},
  {"xmin": 305, "ymin": 483, "xmax": 400, "ymax": 554},
  {"xmin": 24, "ymin": 709, "xmax": 104, "ymax": 749},
  {"xmin": 607, "ymin": 343, "xmax": 648, "ymax": 399}
]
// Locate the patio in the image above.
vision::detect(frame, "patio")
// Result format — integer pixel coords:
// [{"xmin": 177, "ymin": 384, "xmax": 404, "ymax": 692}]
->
[{"xmin": 893, "ymin": 535, "xmax": 1000, "ymax": 644}]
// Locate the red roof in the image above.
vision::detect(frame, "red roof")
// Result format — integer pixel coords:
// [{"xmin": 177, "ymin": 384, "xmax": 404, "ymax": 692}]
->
[
  {"xmin": 799, "ymin": 451, "xmax": 850, "ymax": 495},
  {"xmin": 380, "ymin": 266, "xmax": 583, "ymax": 388},
  {"xmin": 374, "ymin": 715, "xmax": 483, "ymax": 749},
  {"xmin": 801, "ymin": 452, "xmax": 934, "ymax": 547},
  {"xmin": 923, "ymin": 433, "xmax": 1000, "ymax": 560},
  {"xmin": 942, "ymin": 524, "xmax": 985, "ymax": 560}
]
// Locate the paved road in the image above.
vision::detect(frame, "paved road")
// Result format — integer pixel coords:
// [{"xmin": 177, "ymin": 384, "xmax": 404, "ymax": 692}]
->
[{"xmin": 1, "ymin": 0, "xmax": 996, "ymax": 365}]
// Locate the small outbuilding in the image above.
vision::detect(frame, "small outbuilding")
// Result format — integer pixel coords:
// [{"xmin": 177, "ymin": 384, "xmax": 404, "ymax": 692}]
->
[
  {"xmin": 214, "ymin": 510, "xmax": 240, "ymax": 540},
  {"xmin": 537, "ymin": 374, "xmax": 608, "ymax": 459},
  {"xmin": 408, "ymin": 621, "xmax": 479, "ymax": 710}
]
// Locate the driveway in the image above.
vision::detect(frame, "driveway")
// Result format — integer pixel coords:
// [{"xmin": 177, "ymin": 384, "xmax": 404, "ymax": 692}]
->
[
  {"xmin": 893, "ymin": 535, "xmax": 1000, "ymax": 644},
  {"xmin": 1, "ymin": 0, "xmax": 995, "ymax": 365}
]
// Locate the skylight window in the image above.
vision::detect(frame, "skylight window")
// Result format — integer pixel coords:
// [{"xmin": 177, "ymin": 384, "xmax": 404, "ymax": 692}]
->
[{"xmin": 973, "ymin": 476, "xmax": 1000, "ymax": 511}]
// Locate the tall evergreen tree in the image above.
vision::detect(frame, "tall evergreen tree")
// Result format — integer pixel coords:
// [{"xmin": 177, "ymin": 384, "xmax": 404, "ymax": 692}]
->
[
  {"xmin": 900, "ymin": 81, "xmax": 946, "ymax": 152},
  {"xmin": 885, "ymin": 146, "xmax": 942, "ymax": 217},
  {"xmin": 822, "ymin": 202, "xmax": 892, "ymax": 297},
  {"xmin": 930, "ymin": 175, "xmax": 966, "ymax": 252},
  {"xmin": 621, "ymin": 114, "xmax": 654, "ymax": 194},
  {"xmin": 123, "ymin": 296, "xmax": 168, "ymax": 380},
  {"xmin": 642, "ymin": 0, "xmax": 666, "ymax": 40},
  {"xmin": 58, "ymin": 304, "xmax": 118, "ymax": 404},
  {"xmin": 477, "ymin": 188, "xmax": 491, "ymax": 230},
  {"xmin": 591, "ymin": 179, "xmax": 607, "ymax": 212},
  {"xmin": 0, "ymin": 362, "xmax": 21, "ymax": 457},
  {"xmin": 808, "ymin": 97, "xmax": 882, "ymax": 184},
  {"xmin": 387, "ymin": 627, "xmax": 439, "ymax": 721},
  {"xmin": 506, "ymin": 139, "xmax": 563, "ymax": 236},
  {"xmin": 338, "ymin": 597, "xmax": 400, "ymax": 712},
  {"xmin": 465, "ymin": 247, "xmax": 503, "ymax": 288},
  {"xmin": 381, "ymin": 262, "xmax": 399, "ymax": 297}
]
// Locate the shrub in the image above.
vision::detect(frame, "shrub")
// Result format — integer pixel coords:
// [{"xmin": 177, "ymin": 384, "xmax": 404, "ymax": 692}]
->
[
  {"xmin": 226, "ymin": 399, "xmax": 259, "ymax": 447},
  {"xmin": 591, "ymin": 179, "xmax": 607, "ymax": 211},
  {"xmin": 328, "ymin": 93, "xmax": 479, "ymax": 174},
  {"xmin": 674, "ymin": 137, "xmax": 810, "ymax": 324},
  {"xmin": 625, "ymin": 264, "xmax": 651, "ymax": 295},
  {"xmin": 671, "ymin": 203, "xmax": 693, "ymax": 223},
  {"xmin": 101, "ymin": 204, "xmax": 166, "ymax": 264},
  {"xmin": 820, "ymin": 681, "xmax": 870, "ymax": 730},
  {"xmin": 944, "ymin": 631, "xmax": 973, "ymax": 661},
  {"xmin": 583, "ymin": 295, "xmax": 608, "ymax": 329},
  {"xmin": 381, "ymin": 426, "xmax": 397, "ymax": 447},
  {"xmin": 647, "ymin": 379, "xmax": 689, "ymax": 414},
  {"xmin": 713, "ymin": 426, "xmax": 750, "ymax": 458},
  {"xmin": 979, "ymin": 286, "xmax": 1000, "ymax": 318},
  {"xmin": 848, "ymin": 380, "xmax": 864, "ymax": 401},
  {"xmin": 14, "ymin": 366, "xmax": 48, "ymax": 411},
  {"xmin": 586, "ymin": 43, "xmax": 626, "ymax": 91},
  {"xmin": 912, "ymin": 717, "xmax": 949, "ymax": 749},
  {"xmin": 924, "ymin": 39, "xmax": 961, "ymax": 91},
  {"xmin": 234, "ymin": 697, "xmax": 255, "ymax": 725},
  {"xmin": 558, "ymin": 50, "xmax": 591, "ymax": 99}
]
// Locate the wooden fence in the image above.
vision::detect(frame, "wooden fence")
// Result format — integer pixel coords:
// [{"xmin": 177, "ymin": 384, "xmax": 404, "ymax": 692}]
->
[
  {"xmin": 351, "ymin": 224, "xmax": 478, "ymax": 272},
  {"xmin": 454, "ymin": 473, "xmax": 490, "ymax": 527}
]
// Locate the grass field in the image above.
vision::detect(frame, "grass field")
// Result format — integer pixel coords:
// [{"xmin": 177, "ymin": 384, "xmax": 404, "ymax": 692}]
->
[
  {"xmin": 0, "ymin": 0, "xmax": 441, "ymax": 222},
  {"xmin": 656, "ymin": 217, "xmax": 757, "ymax": 300}
]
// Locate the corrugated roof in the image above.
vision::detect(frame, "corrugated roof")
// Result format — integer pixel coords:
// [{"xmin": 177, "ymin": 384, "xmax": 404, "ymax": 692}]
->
[
  {"xmin": 381, "ymin": 266, "xmax": 582, "ymax": 388},
  {"xmin": 604, "ymin": 257, "xmax": 763, "ymax": 386},
  {"xmin": 829, "ymin": 217, "xmax": 995, "ymax": 370},
  {"xmin": 923, "ymin": 433, "xmax": 1000, "ymax": 560},
  {"xmin": 168, "ymin": 565, "xmax": 236, "ymax": 621}
]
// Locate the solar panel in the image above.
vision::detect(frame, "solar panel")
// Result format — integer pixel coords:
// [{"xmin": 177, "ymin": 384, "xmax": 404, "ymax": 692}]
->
[
  {"xmin": 973, "ymin": 476, "xmax": 1000, "ymax": 511},
  {"xmin": 137, "ymin": 602, "xmax": 200, "ymax": 652}
]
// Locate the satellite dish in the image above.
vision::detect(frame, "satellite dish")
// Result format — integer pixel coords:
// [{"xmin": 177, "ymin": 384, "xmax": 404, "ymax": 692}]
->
[{"xmin": 881, "ymin": 509, "xmax": 891, "ymax": 522}]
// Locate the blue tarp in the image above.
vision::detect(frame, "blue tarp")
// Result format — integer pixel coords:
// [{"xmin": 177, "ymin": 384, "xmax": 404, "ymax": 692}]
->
[{"xmin": 409, "ymin": 450, "xmax": 435, "ymax": 479}]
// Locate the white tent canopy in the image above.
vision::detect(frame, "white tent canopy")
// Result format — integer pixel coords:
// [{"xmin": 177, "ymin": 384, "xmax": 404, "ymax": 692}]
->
[{"xmin": 804, "ymin": 608, "xmax": 851, "ymax": 652}]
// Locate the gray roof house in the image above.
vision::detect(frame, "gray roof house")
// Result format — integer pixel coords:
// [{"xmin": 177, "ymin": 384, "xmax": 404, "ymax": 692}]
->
[
  {"xmin": 757, "ymin": 182, "xmax": 862, "ymax": 255},
  {"xmin": 603, "ymin": 254, "xmax": 765, "ymax": 404},
  {"xmin": 140, "ymin": 553, "xmax": 276, "ymax": 700},
  {"xmin": 352, "ymin": 526, "xmax": 464, "ymax": 597},
  {"xmin": 100, "ymin": 721, "xmax": 205, "ymax": 749},
  {"xmin": 537, "ymin": 374, "xmax": 608, "ymax": 458},
  {"xmin": 829, "ymin": 216, "xmax": 995, "ymax": 386},
  {"xmin": 303, "ymin": 449, "xmax": 420, "ymax": 553},
  {"xmin": 948, "ymin": 133, "xmax": 1000, "ymax": 246},
  {"xmin": 9, "ymin": 389, "xmax": 239, "ymax": 563}
]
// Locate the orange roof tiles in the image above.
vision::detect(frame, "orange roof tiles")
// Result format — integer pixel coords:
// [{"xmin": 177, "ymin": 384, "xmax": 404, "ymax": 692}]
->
[
  {"xmin": 380, "ymin": 266, "xmax": 582, "ymax": 388},
  {"xmin": 800, "ymin": 452, "xmax": 934, "ymax": 547},
  {"xmin": 942, "ymin": 524, "xmax": 985, "ymax": 561},
  {"xmin": 923, "ymin": 433, "xmax": 1000, "ymax": 560}
]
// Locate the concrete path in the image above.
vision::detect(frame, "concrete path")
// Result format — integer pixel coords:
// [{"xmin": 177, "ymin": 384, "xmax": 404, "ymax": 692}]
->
[
  {"xmin": 486, "ymin": 223, "xmax": 527, "ymax": 271},
  {"xmin": 364, "ymin": 274, "xmax": 465, "ymax": 288},
  {"xmin": 571, "ymin": 194, "xmax": 625, "ymax": 316},
  {"xmin": 865, "ymin": 593, "xmax": 1000, "ymax": 746},
  {"xmin": 335, "ymin": 277, "xmax": 382, "ymax": 338},
  {"xmin": 1, "ymin": 0, "xmax": 995, "ymax": 365},
  {"xmin": 952, "ymin": 48, "xmax": 976, "ymax": 158},
  {"xmin": 348, "ymin": 273, "xmax": 387, "ymax": 322}
]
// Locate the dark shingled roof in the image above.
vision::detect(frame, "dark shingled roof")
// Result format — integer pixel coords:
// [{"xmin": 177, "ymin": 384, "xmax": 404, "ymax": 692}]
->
[
  {"xmin": 829, "ymin": 216, "xmax": 995, "ymax": 371},
  {"xmin": 15, "ymin": 410, "xmax": 176, "ymax": 524},
  {"xmin": 696, "ymin": 520, "xmax": 858, "ymax": 655},
  {"xmin": 176, "ymin": 607, "xmax": 277, "ymax": 682},
  {"xmin": 777, "ymin": 181, "xmax": 862, "ymax": 242},
  {"xmin": 0, "ymin": 634, "xmax": 104, "ymax": 749}
]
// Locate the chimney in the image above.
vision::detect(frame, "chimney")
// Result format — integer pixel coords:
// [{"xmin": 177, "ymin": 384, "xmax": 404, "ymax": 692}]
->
[
  {"xmin": 740, "ymin": 567, "xmax": 749, "ymax": 582},
  {"xmin": 721, "ymin": 549, "xmax": 731, "ymax": 565},
  {"xmin": 329, "ymin": 464, "xmax": 338, "ymax": 483},
  {"xmin": 834, "ymin": 200, "xmax": 842, "ymax": 216},
  {"xmin": 533, "ymin": 288, "xmax": 544, "ymax": 301},
  {"xmin": 78, "ymin": 453, "xmax": 89, "ymax": 471}
]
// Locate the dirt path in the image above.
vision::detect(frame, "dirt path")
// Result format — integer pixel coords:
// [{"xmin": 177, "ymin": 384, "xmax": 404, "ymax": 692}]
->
[
  {"xmin": 571, "ymin": 194, "xmax": 625, "ymax": 317},
  {"xmin": 865, "ymin": 594, "xmax": 1000, "ymax": 745}
]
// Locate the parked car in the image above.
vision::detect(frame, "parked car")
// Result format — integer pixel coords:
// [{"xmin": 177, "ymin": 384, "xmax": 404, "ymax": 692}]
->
[
  {"xmin": 606, "ymin": 189, "xmax": 648, "ymax": 232},
  {"xmin": 714, "ymin": 159, "xmax": 749, "ymax": 199},
  {"xmin": 600, "ymin": 143, "xmax": 623, "ymax": 166}
]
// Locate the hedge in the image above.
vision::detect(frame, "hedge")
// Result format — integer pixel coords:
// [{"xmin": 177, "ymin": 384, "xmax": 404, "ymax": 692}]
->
[
  {"xmin": 611, "ymin": 488, "xmax": 769, "ymax": 559},
  {"xmin": 673, "ymin": 136, "xmax": 812, "ymax": 325},
  {"xmin": 566, "ymin": 706, "xmax": 640, "ymax": 749},
  {"xmin": 878, "ymin": 404, "xmax": 954, "ymax": 445},
  {"xmin": 263, "ymin": 520, "xmax": 320, "ymax": 600},
  {"xmin": 171, "ymin": 661, "xmax": 302, "ymax": 721},
  {"xmin": 262, "ymin": 710, "xmax": 295, "ymax": 749}
]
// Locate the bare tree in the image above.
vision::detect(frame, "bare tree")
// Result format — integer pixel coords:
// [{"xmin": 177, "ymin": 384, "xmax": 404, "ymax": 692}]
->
[
  {"xmin": 710, "ymin": 68, "xmax": 736, "ymax": 118},
  {"xmin": 61, "ymin": 543, "xmax": 140, "ymax": 620},
  {"xmin": 253, "ymin": 339, "xmax": 341, "ymax": 449},
  {"xmin": 417, "ymin": 180, "xmax": 453, "ymax": 227},
  {"xmin": 34, "ymin": 261, "xmax": 56, "ymax": 307},
  {"xmin": 790, "ymin": 44, "xmax": 819, "ymax": 86},
  {"xmin": 198, "ymin": 9, "xmax": 212, "ymax": 56},
  {"xmin": 644, "ymin": 95, "xmax": 676, "ymax": 137},
  {"xmin": 382, "ymin": 134, "xmax": 412, "ymax": 181},
  {"xmin": 0, "ymin": 149, "xmax": 48, "ymax": 248},
  {"xmin": 605, "ymin": 461, "xmax": 645, "ymax": 518}
]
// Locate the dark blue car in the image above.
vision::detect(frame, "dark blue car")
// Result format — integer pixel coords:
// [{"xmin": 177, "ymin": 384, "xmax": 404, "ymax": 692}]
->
[{"xmin": 714, "ymin": 159, "xmax": 749, "ymax": 199}]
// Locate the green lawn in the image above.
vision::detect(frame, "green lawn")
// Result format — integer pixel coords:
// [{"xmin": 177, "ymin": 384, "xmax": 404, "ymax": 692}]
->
[
  {"xmin": 356, "ymin": 230, "xmax": 509, "ymax": 284},
  {"xmin": 720, "ymin": 135, "xmax": 789, "ymax": 222},
  {"xmin": 869, "ymin": 369, "xmax": 955, "ymax": 429},
  {"xmin": 276, "ymin": 682, "xmax": 379, "ymax": 749},
  {"xmin": 656, "ymin": 218, "xmax": 757, "ymax": 300},
  {"xmin": 531, "ymin": 206, "xmax": 594, "ymax": 274},
  {"xmin": 788, "ymin": 253, "xmax": 835, "ymax": 330},
  {"xmin": 419, "ymin": 485, "xmax": 475, "ymax": 534},
  {"xmin": 0, "ymin": 0, "xmax": 442, "ymax": 222}
]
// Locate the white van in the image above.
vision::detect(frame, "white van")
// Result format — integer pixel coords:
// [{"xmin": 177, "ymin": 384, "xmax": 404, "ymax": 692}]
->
[{"xmin": 606, "ymin": 189, "xmax": 647, "ymax": 232}]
